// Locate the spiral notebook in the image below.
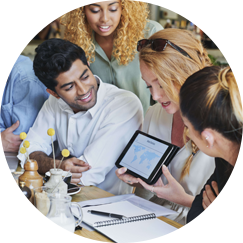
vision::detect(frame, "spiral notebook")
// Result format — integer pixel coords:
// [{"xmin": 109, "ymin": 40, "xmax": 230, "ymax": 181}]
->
[
  {"xmin": 93, "ymin": 212, "xmax": 156, "ymax": 227},
  {"xmin": 82, "ymin": 201, "xmax": 177, "ymax": 242}
]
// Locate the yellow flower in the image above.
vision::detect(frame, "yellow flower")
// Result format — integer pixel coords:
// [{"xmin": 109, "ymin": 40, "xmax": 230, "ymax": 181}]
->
[
  {"xmin": 19, "ymin": 132, "xmax": 27, "ymax": 140},
  {"xmin": 20, "ymin": 147, "xmax": 26, "ymax": 154},
  {"xmin": 23, "ymin": 140, "xmax": 30, "ymax": 148},
  {"xmin": 61, "ymin": 149, "xmax": 70, "ymax": 158},
  {"xmin": 47, "ymin": 128, "xmax": 55, "ymax": 136}
]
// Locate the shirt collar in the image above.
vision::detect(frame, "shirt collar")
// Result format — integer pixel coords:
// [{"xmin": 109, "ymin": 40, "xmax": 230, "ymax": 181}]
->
[
  {"xmin": 57, "ymin": 98, "xmax": 74, "ymax": 114},
  {"xmin": 57, "ymin": 75, "xmax": 106, "ymax": 118}
]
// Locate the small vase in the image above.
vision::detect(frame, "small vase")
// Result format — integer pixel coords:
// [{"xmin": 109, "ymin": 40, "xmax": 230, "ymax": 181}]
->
[
  {"xmin": 19, "ymin": 159, "xmax": 43, "ymax": 204},
  {"xmin": 44, "ymin": 168, "xmax": 67, "ymax": 194}
]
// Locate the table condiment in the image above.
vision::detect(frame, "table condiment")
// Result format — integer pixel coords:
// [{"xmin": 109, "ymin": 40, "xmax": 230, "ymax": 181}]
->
[
  {"xmin": 34, "ymin": 189, "xmax": 50, "ymax": 215},
  {"xmin": 19, "ymin": 181, "xmax": 31, "ymax": 199},
  {"xmin": 44, "ymin": 168, "xmax": 67, "ymax": 194},
  {"xmin": 19, "ymin": 159, "xmax": 43, "ymax": 204}
]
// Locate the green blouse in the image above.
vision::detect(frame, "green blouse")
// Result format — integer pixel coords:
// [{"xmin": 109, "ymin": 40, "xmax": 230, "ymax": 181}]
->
[{"xmin": 89, "ymin": 20, "xmax": 163, "ymax": 114}]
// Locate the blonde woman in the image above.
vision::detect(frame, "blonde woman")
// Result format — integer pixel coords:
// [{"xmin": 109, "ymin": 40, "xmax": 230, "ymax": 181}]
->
[
  {"xmin": 180, "ymin": 66, "xmax": 240, "ymax": 222},
  {"xmin": 116, "ymin": 29, "xmax": 215, "ymax": 225},
  {"xmin": 60, "ymin": 0, "xmax": 163, "ymax": 113}
]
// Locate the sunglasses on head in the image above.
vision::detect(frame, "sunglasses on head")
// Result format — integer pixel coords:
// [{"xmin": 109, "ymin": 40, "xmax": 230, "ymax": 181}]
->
[{"xmin": 137, "ymin": 38, "xmax": 193, "ymax": 60}]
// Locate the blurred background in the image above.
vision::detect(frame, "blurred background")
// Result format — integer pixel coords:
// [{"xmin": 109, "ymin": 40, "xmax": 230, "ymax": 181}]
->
[{"xmin": 10, "ymin": 3, "xmax": 243, "ymax": 69}]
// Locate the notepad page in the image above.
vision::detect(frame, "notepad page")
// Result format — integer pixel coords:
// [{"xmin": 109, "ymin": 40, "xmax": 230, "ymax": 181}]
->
[
  {"xmin": 99, "ymin": 217, "xmax": 177, "ymax": 243},
  {"xmin": 82, "ymin": 201, "xmax": 151, "ymax": 225},
  {"xmin": 82, "ymin": 201, "xmax": 177, "ymax": 242},
  {"xmin": 78, "ymin": 193, "xmax": 176, "ymax": 217}
]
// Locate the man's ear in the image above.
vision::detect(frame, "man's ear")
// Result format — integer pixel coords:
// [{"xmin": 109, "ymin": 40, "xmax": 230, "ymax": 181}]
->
[
  {"xmin": 46, "ymin": 89, "xmax": 60, "ymax": 99},
  {"xmin": 87, "ymin": 61, "xmax": 90, "ymax": 67},
  {"xmin": 201, "ymin": 129, "xmax": 215, "ymax": 148}
]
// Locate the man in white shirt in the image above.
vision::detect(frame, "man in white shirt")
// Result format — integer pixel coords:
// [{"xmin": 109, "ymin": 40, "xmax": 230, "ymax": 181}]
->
[{"xmin": 17, "ymin": 38, "xmax": 143, "ymax": 195}]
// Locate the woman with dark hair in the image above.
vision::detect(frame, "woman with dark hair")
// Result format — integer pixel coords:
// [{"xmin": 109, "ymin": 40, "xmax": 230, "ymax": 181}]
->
[{"xmin": 179, "ymin": 66, "xmax": 241, "ymax": 222}]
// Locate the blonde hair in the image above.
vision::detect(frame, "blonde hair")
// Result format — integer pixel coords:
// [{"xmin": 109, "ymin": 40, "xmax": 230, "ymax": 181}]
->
[
  {"xmin": 139, "ymin": 28, "xmax": 212, "ymax": 180},
  {"xmin": 207, "ymin": 67, "xmax": 243, "ymax": 124},
  {"xmin": 180, "ymin": 127, "xmax": 199, "ymax": 181},
  {"xmin": 139, "ymin": 28, "xmax": 212, "ymax": 104},
  {"xmin": 60, "ymin": 0, "xmax": 149, "ymax": 65}
]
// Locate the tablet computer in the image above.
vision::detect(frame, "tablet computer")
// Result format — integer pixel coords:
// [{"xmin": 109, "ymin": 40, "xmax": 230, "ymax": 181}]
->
[{"xmin": 115, "ymin": 130, "xmax": 180, "ymax": 185}]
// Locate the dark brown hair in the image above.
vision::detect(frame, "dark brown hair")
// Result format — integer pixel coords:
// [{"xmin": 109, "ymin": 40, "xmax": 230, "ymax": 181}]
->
[{"xmin": 180, "ymin": 66, "xmax": 242, "ymax": 144}]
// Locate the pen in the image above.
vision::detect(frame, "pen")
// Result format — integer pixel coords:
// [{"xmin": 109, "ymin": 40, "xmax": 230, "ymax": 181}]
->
[{"xmin": 87, "ymin": 210, "xmax": 127, "ymax": 219}]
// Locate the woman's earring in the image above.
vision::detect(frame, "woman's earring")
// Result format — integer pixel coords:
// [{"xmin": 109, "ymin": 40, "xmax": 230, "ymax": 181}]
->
[{"xmin": 205, "ymin": 137, "xmax": 209, "ymax": 148}]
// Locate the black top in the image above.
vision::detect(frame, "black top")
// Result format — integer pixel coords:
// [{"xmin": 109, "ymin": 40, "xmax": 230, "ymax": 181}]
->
[{"xmin": 187, "ymin": 158, "xmax": 243, "ymax": 224}]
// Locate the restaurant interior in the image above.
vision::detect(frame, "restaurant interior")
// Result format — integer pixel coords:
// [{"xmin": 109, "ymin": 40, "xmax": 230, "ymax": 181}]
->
[{"xmin": 1, "ymin": 3, "xmax": 243, "ymax": 239}]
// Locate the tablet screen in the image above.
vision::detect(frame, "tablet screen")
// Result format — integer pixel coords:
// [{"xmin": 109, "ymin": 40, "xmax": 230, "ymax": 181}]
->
[{"xmin": 119, "ymin": 133, "xmax": 169, "ymax": 179}]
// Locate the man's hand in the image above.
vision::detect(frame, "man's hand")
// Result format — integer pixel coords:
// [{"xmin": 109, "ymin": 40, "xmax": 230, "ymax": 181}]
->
[
  {"xmin": 60, "ymin": 157, "xmax": 91, "ymax": 184},
  {"xmin": 137, "ymin": 165, "xmax": 194, "ymax": 207},
  {"xmin": 1, "ymin": 121, "xmax": 22, "ymax": 152}
]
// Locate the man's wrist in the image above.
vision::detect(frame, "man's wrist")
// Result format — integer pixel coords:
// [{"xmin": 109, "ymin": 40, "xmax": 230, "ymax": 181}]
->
[
  {"xmin": 52, "ymin": 158, "xmax": 62, "ymax": 169},
  {"xmin": 78, "ymin": 177, "xmax": 85, "ymax": 186},
  {"xmin": 0, "ymin": 130, "xmax": 5, "ymax": 140}
]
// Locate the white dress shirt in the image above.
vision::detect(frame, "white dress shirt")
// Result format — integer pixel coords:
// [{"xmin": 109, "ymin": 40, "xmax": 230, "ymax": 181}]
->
[{"xmin": 18, "ymin": 76, "xmax": 143, "ymax": 195}]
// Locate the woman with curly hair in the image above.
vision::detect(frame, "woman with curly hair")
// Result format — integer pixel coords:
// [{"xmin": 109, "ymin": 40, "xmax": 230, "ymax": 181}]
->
[
  {"xmin": 60, "ymin": 0, "xmax": 163, "ymax": 113},
  {"xmin": 116, "ymin": 29, "xmax": 215, "ymax": 225}
]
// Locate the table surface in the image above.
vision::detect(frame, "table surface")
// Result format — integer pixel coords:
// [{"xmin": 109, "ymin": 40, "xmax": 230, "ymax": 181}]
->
[
  {"xmin": 1, "ymin": 160, "xmax": 243, "ymax": 243},
  {"xmin": 1, "ymin": 182, "xmax": 182, "ymax": 243}
]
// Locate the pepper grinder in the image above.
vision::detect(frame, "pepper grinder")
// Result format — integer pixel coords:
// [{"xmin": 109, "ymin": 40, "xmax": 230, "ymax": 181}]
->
[
  {"xmin": 19, "ymin": 181, "xmax": 32, "ymax": 200},
  {"xmin": 19, "ymin": 159, "xmax": 43, "ymax": 204}
]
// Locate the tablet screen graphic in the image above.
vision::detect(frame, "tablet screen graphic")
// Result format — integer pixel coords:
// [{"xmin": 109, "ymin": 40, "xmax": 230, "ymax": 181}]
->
[
  {"xmin": 119, "ymin": 134, "xmax": 169, "ymax": 179},
  {"xmin": 116, "ymin": 131, "xmax": 179, "ymax": 184}
]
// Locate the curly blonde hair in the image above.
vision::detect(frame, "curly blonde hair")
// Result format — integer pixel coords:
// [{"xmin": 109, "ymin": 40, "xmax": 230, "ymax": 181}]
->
[{"xmin": 60, "ymin": 0, "xmax": 149, "ymax": 65}]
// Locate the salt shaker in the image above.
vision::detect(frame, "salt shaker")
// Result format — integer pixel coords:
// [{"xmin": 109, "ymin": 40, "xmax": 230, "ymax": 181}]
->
[{"xmin": 19, "ymin": 181, "xmax": 32, "ymax": 199}]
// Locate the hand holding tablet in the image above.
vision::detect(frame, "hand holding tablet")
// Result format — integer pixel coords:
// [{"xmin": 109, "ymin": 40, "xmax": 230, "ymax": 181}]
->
[{"xmin": 115, "ymin": 131, "xmax": 180, "ymax": 185}]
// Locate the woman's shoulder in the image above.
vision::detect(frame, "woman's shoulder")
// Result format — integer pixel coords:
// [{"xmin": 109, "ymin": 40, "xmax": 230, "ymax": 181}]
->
[
  {"xmin": 144, "ymin": 20, "xmax": 164, "ymax": 38},
  {"xmin": 145, "ymin": 103, "xmax": 162, "ymax": 116},
  {"xmin": 146, "ymin": 19, "xmax": 164, "ymax": 29},
  {"xmin": 143, "ymin": 103, "xmax": 171, "ymax": 132}
]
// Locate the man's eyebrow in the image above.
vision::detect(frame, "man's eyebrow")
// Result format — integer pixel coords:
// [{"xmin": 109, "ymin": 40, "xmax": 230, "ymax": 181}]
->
[
  {"xmin": 60, "ymin": 82, "xmax": 73, "ymax": 89},
  {"xmin": 80, "ymin": 69, "xmax": 88, "ymax": 79},
  {"xmin": 90, "ymin": 2, "xmax": 119, "ymax": 7},
  {"xmin": 60, "ymin": 69, "xmax": 88, "ymax": 89}
]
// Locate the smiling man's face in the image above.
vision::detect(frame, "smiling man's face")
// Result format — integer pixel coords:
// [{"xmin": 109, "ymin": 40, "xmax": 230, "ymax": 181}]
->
[{"xmin": 51, "ymin": 59, "xmax": 98, "ymax": 113}]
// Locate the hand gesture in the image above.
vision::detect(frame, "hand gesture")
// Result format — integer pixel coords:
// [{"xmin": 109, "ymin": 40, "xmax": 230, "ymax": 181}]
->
[
  {"xmin": 202, "ymin": 181, "xmax": 219, "ymax": 209},
  {"xmin": 137, "ymin": 165, "xmax": 194, "ymax": 207},
  {"xmin": 115, "ymin": 167, "xmax": 139, "ymax": 185},
  {"xmin": 1, "ymin": 121, "xmax": 22, "ymax": 152},
  {"xmin": 60, "ymin": 157, "xmax": 91, "ymax": 184}
]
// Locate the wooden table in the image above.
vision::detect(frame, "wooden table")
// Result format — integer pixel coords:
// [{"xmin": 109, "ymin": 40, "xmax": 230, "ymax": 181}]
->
[
  {"xmin": 4, "ymin": 162, "xmax": 243, "ymax": 236},
  {"xmin": 0, "ymin": 183, "xmax": 181, "ymax": 243}
]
